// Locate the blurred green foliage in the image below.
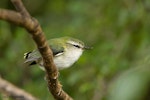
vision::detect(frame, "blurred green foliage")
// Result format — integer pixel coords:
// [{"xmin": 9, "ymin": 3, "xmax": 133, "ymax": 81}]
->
[{"xmin": 0, "ymin": 0, "xmax": 150, "ymax": 100}]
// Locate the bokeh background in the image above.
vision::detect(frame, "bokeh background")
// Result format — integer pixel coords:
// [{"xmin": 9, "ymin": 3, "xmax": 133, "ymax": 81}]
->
[{"xmin": 0, "ymin": 0, "xmax": 150, "ymax": 100}]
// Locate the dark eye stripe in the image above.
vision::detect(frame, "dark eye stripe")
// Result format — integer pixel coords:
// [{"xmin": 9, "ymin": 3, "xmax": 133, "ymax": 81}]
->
[{"xmin": 73, "ymin": 45, "xmax": 80, "ymax": 48}]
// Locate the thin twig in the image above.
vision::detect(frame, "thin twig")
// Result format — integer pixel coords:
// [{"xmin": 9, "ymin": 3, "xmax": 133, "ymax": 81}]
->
[{"xmin": 11, "ymin": 0, "xmax": 30, "ymax": 17}]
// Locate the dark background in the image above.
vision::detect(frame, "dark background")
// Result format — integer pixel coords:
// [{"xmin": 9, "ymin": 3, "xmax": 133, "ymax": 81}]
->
[{"xmin": 0, "ymin": 0, "xmax": 150, "ymax": 100}]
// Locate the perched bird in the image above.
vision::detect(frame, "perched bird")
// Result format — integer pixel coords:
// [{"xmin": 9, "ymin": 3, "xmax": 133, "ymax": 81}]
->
[{"xmin": 24, "ymin": 36, "xmax": 90, "ymax": 70}]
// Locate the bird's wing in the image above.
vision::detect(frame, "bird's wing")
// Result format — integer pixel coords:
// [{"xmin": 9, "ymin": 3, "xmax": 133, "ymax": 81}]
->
[
  {"xmin": 50, "ymin": 43, "xmax": 64, "ymax": 57},
  {"xmin": 24, "ymin": 39, "xmax": 65, "ymax": 66},
  {"xmin": 24, "ymin": 44, "xmax": 64, "ymax": 63}
]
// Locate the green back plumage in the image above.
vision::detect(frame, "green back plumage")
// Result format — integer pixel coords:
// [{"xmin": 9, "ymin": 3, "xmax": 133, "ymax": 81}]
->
[
  {"xmin": 48, "ymin": 37, "xmax": 65, "ymax": 55},
  {"xmin": 48, "ymin": 36, "xmax": 84, "ymax": 54}
]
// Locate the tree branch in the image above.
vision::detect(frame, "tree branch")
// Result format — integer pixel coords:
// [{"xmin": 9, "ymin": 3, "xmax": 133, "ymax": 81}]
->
[
  {"xmin": 0, "ymin": 77, "xmax": 38, "ymax": 100},
  {"xmin": 0, "ymin": 0, "xmax": 73, "ymax": 99}
]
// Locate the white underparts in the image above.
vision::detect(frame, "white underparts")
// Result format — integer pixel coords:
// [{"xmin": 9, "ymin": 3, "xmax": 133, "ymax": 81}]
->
[{"xmin": 53, "ymin": 47, "xmax": 83, "ymax": 70}]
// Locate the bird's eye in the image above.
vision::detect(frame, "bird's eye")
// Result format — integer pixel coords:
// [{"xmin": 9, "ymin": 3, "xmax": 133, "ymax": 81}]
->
[{"xmin": 73, "ymin": 45, "xmax": 80, "ymax": 48}]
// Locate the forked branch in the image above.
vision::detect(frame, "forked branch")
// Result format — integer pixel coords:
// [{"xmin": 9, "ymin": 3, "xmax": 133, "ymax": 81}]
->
[{"xmin": 0, "ymin": 0, "xmax": 73, "ymax": 100}]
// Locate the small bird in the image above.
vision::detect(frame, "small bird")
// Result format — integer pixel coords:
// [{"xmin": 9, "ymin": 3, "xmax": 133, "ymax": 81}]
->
[{"xmin": 24, "ymin": 36, "xmax": 90, "ymax": 70}]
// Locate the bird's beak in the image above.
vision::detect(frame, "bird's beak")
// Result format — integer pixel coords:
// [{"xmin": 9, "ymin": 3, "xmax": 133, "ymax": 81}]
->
[{"xmin": 83, "ymin": 46, "xmax": 93, "ymax": 50}]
